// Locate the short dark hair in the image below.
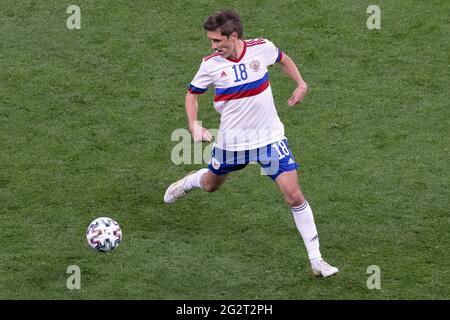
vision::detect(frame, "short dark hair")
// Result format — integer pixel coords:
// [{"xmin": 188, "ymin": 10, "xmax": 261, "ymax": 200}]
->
[{"xmin": 203, "ymin": 9, "xmax": 243, "ymax": 39}]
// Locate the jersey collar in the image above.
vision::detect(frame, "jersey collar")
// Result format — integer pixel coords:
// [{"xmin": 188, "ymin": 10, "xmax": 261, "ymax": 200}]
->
[{"xmin": 226, "ymin": 41, "xmax": 247, "ymax": 63}]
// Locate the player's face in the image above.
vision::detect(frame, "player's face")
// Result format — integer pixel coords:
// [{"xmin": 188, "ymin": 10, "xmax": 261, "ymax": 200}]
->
[{"xmin": 207, "ymin": 30, "xmax": 238, "ymax": 59}]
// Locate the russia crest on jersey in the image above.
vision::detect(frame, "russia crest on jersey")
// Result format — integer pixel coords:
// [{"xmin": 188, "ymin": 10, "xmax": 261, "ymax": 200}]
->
[{"xmin": 249, "ymin": 60, "xmax": 261, "ymax": 72}]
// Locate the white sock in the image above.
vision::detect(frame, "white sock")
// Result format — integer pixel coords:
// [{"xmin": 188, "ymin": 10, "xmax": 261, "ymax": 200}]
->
[
  {"xmin": 291, "ymin": 201, "xmax": 322, "ymax": 261},
  {"xmin": 183, "ymin": 168, "xmax": 209, "ymax": 190}
]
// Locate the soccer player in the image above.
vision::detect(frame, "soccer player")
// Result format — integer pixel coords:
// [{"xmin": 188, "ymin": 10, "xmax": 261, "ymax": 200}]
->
[{"xmin": 164, "ymin": 9, "xmax": 338, "ymax": 277}]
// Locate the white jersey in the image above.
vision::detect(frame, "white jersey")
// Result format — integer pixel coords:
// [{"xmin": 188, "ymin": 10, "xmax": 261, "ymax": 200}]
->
[{"xmin": 189, "ymin": 38, "xmax": 286, "ymax": 151}]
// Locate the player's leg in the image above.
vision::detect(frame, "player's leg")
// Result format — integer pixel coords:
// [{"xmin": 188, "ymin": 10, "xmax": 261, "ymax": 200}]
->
[
  {"xmin": 275, "ymin": 170, "xmax": 339, "ymax": 277},
  {"xmin": 274, "ymin": 170, "xmax": 305, "ymax": 207},
  {"xmin": 163, "ymin": 169, "xmax": 226, "ymax": 204},
  {"xmin": 260, "ymin": 139, "xmax": 338, "ymax": 277},
  {"xmin": 201, "ymin": 170, "xmax": 227, "ymax": 192},
  {"xmin": 184, "ymin": 169, "xmax": 228, "ymax": 193},
  {"xmin": 275, "ymin": 171, "xmax": 320, "ymax": 262},
  {"xmin": 164, "ymin": 145, "xmax": 245, "ymax": 204}
]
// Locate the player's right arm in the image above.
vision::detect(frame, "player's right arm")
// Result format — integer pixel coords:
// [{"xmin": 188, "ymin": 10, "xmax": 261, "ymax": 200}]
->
[
  {"xmin": 185, "ymin": 92, "xmax": 212, "ymax": 143},
  {"xmin": 186, "ymin": 58, "xmax": 214, "ymax": 143}
]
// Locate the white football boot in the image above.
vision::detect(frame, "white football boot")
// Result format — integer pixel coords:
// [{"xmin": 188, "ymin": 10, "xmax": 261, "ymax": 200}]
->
[
  {"xmin": 163, "ymin": 171, "xmax": 196, "ymax": 204},
  {"xmin": 311, "ymin": 259, "xmax": 339, "ymax": 278}
]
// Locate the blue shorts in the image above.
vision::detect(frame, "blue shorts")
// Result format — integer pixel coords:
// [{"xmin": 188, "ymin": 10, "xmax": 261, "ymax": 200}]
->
[{"xmin": 207, "ymin": 139, "xmax": 299, "ymax": 181}]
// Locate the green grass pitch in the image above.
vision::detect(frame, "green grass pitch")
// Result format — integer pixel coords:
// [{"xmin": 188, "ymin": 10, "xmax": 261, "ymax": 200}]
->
[{"xmin": 0, "ymin": 0, "xmax": 448, "ymax": 299}]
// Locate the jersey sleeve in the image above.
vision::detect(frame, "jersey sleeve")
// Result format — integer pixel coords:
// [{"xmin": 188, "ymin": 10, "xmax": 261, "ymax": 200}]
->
[
  {"xmin": 262, "ymin": 39, "xmax": 284, "ymax": 67},
  {"xmin": 188, "ymin": 60, "xmax": 212, "ymax": 94}
]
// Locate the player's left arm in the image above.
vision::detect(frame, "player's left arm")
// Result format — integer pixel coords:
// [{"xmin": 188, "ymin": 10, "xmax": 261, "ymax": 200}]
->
[{"xmin": 279, "ymin": 54, "xmax": 308, "ymax": 106}]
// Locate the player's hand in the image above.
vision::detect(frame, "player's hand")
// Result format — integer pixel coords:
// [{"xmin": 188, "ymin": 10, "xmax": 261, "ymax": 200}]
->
[
  {"xmin": 191, "ymin": 122, "xmax": 212, "ymax": 143},
  {"xmin": 287, "ymin": 82, "xmax": 307, "ymax": 106}
]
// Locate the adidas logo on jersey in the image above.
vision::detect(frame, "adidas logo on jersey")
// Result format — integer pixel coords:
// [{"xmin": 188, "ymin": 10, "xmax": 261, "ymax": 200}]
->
[
  {"xmin": 220, "ymin": 71, "xmax": 228, "ymax": 77},
  {"xmin": 288, "ymin": 158, "xmax": 295, "ymax": 165}
]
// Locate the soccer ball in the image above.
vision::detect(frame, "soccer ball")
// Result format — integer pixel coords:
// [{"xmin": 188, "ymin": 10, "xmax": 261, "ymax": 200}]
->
[{"xmin": 86, "ymin": 217, "xmax": 122, "ymax": 252}]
